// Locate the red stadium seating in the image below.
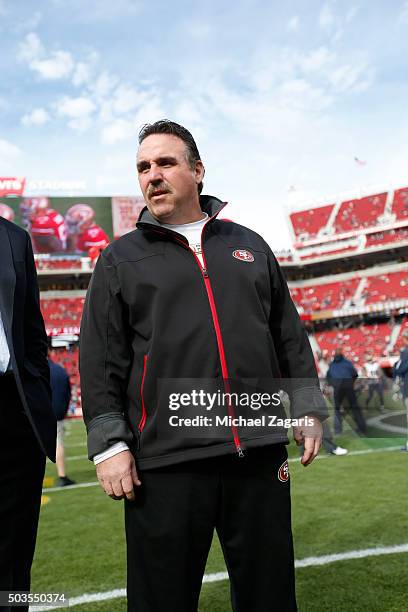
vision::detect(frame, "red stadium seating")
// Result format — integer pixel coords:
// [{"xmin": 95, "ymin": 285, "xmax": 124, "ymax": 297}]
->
[
  {"xmin": 391, "ymin": 187, "xmax": 408, "ymax": 220},
  {"xmin": 290, "ymin": 279, "xmax": 360, "ymax": 313},
  {"xmin": 363, "ymin": 271, "xmax": 408, "ymax": 304},
  {"xmin": 41, "ymin": 297, "xmax": 85, "ymax": 334},
  {"xmin": 366, "ymin": 227, "xmax": 408, "ymax": 247},
  {"xmin": 299, "ymin": 245, "xmax": 358, "ymax": 260},
  {"xmin": 333, "ymin": 193, "xmax": 387, "ymax": 233},
  {"xmin": 314, "ymin": 323, "xmax": 392, "ymax": 365},
  {"xmin": 291, "ymin": 270, "xmax": 408, "ymax": 313},
  {"xmin": 290, "ymin": 204, "xmax": 334, "ymax": 240},
  {"xmin": 393, "ymin": 319, "xmax": 408, "ymax": 353},
  {"xmin": 49, "ymin": 346, "xmax": 81, "ymax": 413},
  {"xmin": 36, "ymin": 258, "xmax": 83, "ymax": 271}
]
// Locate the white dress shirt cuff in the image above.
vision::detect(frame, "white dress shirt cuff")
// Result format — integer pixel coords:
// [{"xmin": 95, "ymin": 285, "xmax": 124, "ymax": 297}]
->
[{"xmin": 93, "ymin": 441, "xmax": 130, "ymax": 465}]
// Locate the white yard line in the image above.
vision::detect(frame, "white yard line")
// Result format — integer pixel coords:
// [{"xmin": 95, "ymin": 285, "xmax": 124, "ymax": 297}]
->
[
  {"xmin": 44, "ymin": 445, "xmax": 403, "ymax": 493},
  {"xmin": 63, "ymin": 442, "xmax": 87, "ymax": 449},
  {"xmin": 43, "ymin": 482, "xmax": 100, "ymax": 493},
  {"xmin": 29, "ymin": 543, "xmax": 408, "ymax": 610}
]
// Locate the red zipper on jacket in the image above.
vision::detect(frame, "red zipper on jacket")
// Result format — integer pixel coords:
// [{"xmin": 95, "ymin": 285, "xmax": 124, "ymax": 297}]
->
[
  {"xmin": 138, "ymin": 354, "xmax": 148, "ymax": 433},
  {"xmin": 149, "ymin": 213, "xmax": 245, "ymax": 457},
  {"xmin": 194, "ymin": 214, "xmax": 244, "ymax": 457},
  {"xmin": 190, "ymin": 248, "xmax": 244, "ymax": 457}
]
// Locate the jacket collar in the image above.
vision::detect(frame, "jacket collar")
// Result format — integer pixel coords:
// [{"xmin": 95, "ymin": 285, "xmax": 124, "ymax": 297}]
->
[{"xmin": 136, "ymin": 195, "xmax": 227, "ymax": 244}]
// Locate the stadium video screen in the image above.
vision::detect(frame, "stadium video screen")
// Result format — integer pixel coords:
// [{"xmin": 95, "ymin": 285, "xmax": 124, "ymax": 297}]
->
[{"xmin": 0, "ymin": 195, "xmax": 145, "ymax": 255}]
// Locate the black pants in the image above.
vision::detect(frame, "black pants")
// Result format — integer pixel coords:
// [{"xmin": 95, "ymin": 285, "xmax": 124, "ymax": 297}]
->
[
  {"xmin": 366, "ymin": 382, "xmax": 384, "ymax": 407},
  {"xmin": 125, "ymin": 444, "xmax": 296, "ymax": 612},
  {"xmin": 333, "ymin": 384, "xmax": 366, "ymax": 434},
  {"xmin": 0, "ymin": 373, "xmax": 45, "ymax": 612}
]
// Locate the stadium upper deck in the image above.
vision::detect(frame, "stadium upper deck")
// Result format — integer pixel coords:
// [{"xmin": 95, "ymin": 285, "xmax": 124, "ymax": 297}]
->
[{"xmin": 284, "ymin": 185, "xmax": 408, "ymax": 266}]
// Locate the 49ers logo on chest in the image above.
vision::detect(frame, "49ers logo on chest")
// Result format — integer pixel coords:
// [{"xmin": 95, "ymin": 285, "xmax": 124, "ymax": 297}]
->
[
  {"xmin": 232, "ymin": 249, "xmax": 255, "ymax": 262},
  {"xmin": 278, "ymin": 460, "xmax": 289, "ymax": 482}
]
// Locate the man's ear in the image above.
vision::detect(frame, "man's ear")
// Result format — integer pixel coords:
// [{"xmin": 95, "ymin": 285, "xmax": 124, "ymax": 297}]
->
[{"xmin": 195, "ymin": 160, "xmax": 205, "ymax": 184}]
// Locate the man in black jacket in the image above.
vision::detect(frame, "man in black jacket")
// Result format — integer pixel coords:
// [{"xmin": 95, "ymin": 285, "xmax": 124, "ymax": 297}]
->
[
  {"xmin": 80, "ymin": 120, "xmax": 326, "ymax": 612},
  {"xmin": 0, "ymin": 216, "xmax": 56, "ymax": 609},
  {"xmin": 48, "ymin": 350, "xmax": 75, "ymax": 486},
  {"xmin": 394, "ymin": 328, "xmax": 408, "ymax": 451}
]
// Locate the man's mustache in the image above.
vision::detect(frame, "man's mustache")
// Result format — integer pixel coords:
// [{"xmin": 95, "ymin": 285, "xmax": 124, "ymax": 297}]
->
[{"xmin": 148, "ymin": 184, "xmax": 171, "ymax": 197}]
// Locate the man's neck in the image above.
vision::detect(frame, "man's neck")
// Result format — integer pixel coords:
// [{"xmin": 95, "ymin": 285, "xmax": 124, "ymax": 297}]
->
[{"xmin": 161, "ymin": 212, "xmax": 207, "ymax": 226}]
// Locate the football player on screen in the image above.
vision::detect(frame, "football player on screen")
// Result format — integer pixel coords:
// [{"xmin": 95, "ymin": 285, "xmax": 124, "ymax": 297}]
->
[
  {"xmin": 20, "ymin": 197, "xmax": 68, "ymax": 253},
  {"xmin": 0, "ymin": 203, "xmax": 15, "ymax": 222},
  {"xmin": 65, "ymin": 204, "xmax": 109, "ymax": 253}
]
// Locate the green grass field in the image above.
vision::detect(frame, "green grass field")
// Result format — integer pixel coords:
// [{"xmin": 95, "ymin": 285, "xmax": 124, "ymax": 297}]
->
[{"xmin": 33, "ymin": 409, "xmax": 408, "ymax": 612}]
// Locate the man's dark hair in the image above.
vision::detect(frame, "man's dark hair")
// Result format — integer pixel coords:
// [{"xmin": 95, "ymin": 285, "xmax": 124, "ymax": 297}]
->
[{"xmin": 138, "ymin": 119, "xmax": 204, "ymax": 194}]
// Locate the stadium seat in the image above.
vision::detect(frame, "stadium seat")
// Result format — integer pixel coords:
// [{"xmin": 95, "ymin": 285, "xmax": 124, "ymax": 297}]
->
[
  {"xmin": 290, "ymin": 204, "xmax": 334, "ymax": 240},
  {"xmin": 391, "ymin": 187, "xmax": 408, "ymax": 220},
  {"xmin": 333, "ymin": 193, "xmax": 387, "ymax": 234}
]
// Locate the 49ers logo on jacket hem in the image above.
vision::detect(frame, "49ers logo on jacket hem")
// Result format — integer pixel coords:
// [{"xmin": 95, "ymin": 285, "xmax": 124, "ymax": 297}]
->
[
  {"xmin": 232, "ymin": 249, "xmax": 254, "ymax": 262},
  {"xmin": 278, "ymin": 460, "xmax": 289, "ymax": 482}
]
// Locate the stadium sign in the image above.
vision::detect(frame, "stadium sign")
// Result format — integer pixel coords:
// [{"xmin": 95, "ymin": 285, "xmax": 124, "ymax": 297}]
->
[
  {"xmin": 0, "ymin": 177, "xmax": 26, "ymax": 197},
  {"xmin": 0, "ymin": 177, "xmax": 87, "ymax": 196},
  {"xmin": 27, "ymin": 179, "xmax": 87, "ymax": 192}
]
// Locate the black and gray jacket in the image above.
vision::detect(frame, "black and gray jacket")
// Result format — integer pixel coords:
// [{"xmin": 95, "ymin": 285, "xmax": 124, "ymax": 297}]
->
[{"xmin": 80, "ymin": 195, "xmax": 327, "ymax": 469}]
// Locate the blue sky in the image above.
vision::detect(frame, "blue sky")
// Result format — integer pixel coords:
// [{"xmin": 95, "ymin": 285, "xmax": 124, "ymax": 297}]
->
[{"xmin": 1, "ymin": 0, "xmax": 408, "ymax": 247}]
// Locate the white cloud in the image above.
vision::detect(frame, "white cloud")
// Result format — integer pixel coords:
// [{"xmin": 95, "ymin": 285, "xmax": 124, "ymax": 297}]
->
[
  {"xmin": 72, "ymin": 62, "xmax": 91, "ymax": 86},
  {"xmin": 0, "ymin": 0, "xmax": 7, "ymax": 16},
  {"xmin": 21, "ymin": 107, "xmax": 50, "ymax": 126},
  {"xmin": 319, "ymin": 3, "xmax": 335, "ymax": 29},
  {"xmin": 72, "ymin": 51, "xmax": 99, "ymax": 86},
  {"xmin": 56, "ymin": 96, "xmax": 96, "ymax": 130},
  {"xmin": 18, "ymin": 32, "xmax": 74, "ymax": 80},
  {"xmin": 278, "ymin": 79, "xmax": 333, "ymax": 111},
  {"xmin": 101, "ymin": 93, "xmax": 165, "ymax": 145},
  {"xmin": 287, "ymin": 16, "xmax": 299, "ymax": 32},
  {"xmin": 91, "ymin": 70, "xmax": 119, "ymax": 99},
  {"xmin": 31, "ymin": 50, "xmax": 74, "ymax": 79},
  {"xmin": 112, "ymin": 84, "xmax": 146, "ymax": 114},
  {"xmin": 18, "ymin": 32, "xmax": 43, "ymax": 62},
  {"xmin": 329, "ymin": 62, "xmax": 371, "ymax": 92},
  {"xmin": 101, "ymin": 118, "xmax": 134, "ymax": 144},
  {"xmin": 300, "ymin": 46, "xmax": 334, "ymax": 74}
]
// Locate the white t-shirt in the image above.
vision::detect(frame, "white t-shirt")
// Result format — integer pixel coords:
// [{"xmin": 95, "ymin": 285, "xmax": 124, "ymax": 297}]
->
[
  {"xmin": 364, "ymin": 361, "xmax": 379, "ymax": 379},
  {"xmin": 160, "ymin": 213, "xmax": 208, "ymax": 267},
  {"xmin": 93, "ymin": 212, "xmax": 209, "ymax": 465}
]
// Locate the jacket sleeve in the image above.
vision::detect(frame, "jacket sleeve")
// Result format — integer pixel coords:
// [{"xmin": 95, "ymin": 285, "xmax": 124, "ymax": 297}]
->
[
  {"xmin": 80, "ymin": 251, "xmax": 135, "ymax": 460},
  {"xmin": 24, "ymin": 233, "xmax": 50, "ymax": 382},
  {"xmin": 395, "ymin": 351, "xmax": 408, "ymax": 377},
  {"xmin": 64, "ymin": 373, "xmax": 72, "ymax": 416},
  {"xmin": 266, "ymin": 246, "xmax": 328, "ymax": 421}
]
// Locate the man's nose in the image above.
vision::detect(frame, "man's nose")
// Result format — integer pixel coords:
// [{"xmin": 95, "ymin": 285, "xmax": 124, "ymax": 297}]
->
[{"xmin": 148, "ymin": 163, "xmax": 163, "ymax": 184}]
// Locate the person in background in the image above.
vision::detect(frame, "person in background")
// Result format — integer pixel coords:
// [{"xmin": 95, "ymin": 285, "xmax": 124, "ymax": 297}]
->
[
  {"xmin": 393, "ymin": 328, "xmax": 408, "ymax": 452},
  {"xmin": 363, "ymin": 352, "xmax": 385, "ymax": 413},
  {"xmin": 327, "ymin": 347, "xmax": 367, "ymax": 435},
  {"xmin": 315, "ymin": 351, "xmax": 348, "ymax": 456},
  {"xmin": 48, "ymin": 343, "xmax": 76, "ymax": 487}
]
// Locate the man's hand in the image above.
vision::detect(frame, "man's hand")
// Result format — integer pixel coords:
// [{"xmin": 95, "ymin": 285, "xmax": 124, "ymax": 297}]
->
[
  {"xmin": 293, "ymin": 415, "xmax": 323, "ymax": 467},
  {"xmin": 96, "ymin": 450, "xmax": 141, "ymax": 501}
]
